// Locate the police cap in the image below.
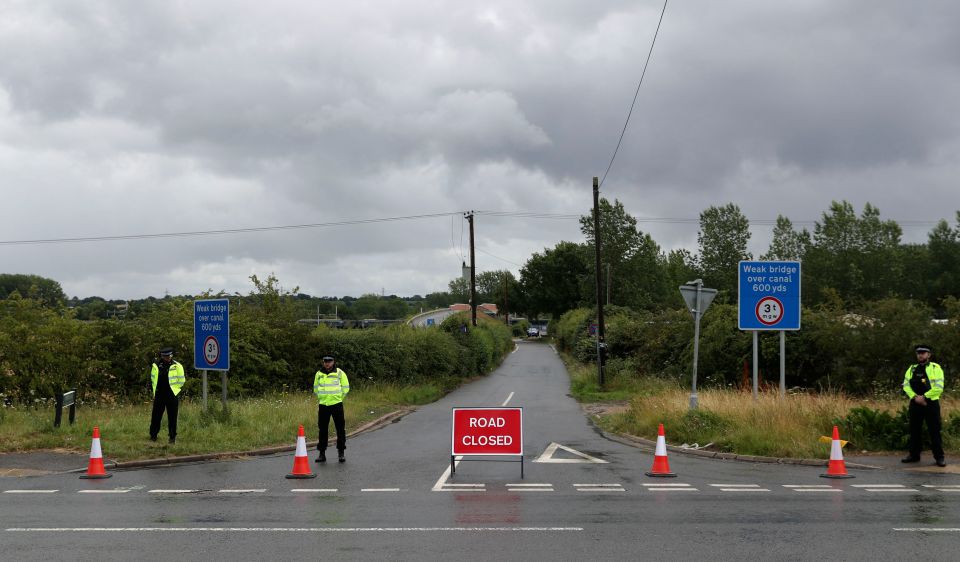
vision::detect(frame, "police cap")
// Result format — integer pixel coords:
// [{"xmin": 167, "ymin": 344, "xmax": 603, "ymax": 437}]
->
[
  {"xmin": 160, "ymin": 347, "xmax": 174, "ymax": 356},
  {"xmin": 915, "ymin": 344, "xmax": 932, "ymax": 353}
]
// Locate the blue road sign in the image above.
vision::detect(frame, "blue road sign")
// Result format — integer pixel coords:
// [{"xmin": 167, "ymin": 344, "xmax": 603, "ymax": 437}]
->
[
  {"xmin": 738, "ymin": 261, "xmax": 801, "ymax": 331},
  {"xmin": 194, "ymin": 299, "xmax": 230, "ymax": 370}
]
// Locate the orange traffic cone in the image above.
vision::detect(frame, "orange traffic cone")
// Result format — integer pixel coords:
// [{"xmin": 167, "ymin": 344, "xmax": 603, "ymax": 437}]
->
[
  {"xmin": 80, "ymin": 426, "xmax": 112, "ymax": 479},
  {"xmin": 286, "ymin": 425, "xmax": 317, "ymax": 479},
  {"xmin": 645, "ymin": 423, "xmax": 677, "ymax": 477},
  {"xmin": 820, "ymin": 425, "xmax": 854, "ymax": 479}
]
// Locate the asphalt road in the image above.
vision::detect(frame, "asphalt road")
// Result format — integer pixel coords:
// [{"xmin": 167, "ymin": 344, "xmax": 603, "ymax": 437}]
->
[{"xmin": 2, "ymin": 341, "xmax": 959, "ymax": 561}]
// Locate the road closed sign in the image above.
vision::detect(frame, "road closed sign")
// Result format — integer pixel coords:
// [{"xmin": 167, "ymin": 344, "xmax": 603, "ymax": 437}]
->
[{"xmin": 452, "ymin": 407, "xmax": 523, "ymax": 456}]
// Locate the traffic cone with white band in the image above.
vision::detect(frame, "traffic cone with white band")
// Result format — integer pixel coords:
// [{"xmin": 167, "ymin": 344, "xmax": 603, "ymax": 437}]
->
[
  {"xmin": 645, "ymin": 423, "xmax": 677, "ymax": 477},
  {"xmin": 80, "ymin": 426, "xmax": 112, "ymax": 479},
  {"xmin": 820, "ymin": 425, "xmax": 854, "ymax": 479},
  {"xmin": 286, "ymin": 425, "xmax": 317, "ymax": 479}
]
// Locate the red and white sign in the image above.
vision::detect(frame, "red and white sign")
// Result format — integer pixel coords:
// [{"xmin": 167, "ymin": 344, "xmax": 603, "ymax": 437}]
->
[
  {"xmin": 452, "ymin": 407, "xmax": 523, "ymax": 456},
  {"xmin": 755, "ymin": 296, "xmax": 784, "ymax": 326}
]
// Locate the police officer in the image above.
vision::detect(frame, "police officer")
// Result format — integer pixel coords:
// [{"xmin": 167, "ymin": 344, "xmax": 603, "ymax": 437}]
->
[
  {"xmin": 901, "ymin": 344, "xmax": 946, "ymax": 467},
  {"xmin": 314, "ymin": 355, "xmax": 350, "ymax": 463},
  {"xmin": 149, "ymin": 347, "xmax": 186, "ymax": 444}
]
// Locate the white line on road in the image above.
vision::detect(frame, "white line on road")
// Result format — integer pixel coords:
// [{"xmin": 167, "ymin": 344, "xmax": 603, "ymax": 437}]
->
[
  {"xmin": 793, "ymin": 489, "xmax": 842, "ymax": 493},
  {"xmin": 719, "ymin": 488, "xmax": 770, "ymax": 492},
  {"xmin": 361, "ymin": 488, "xmax": 401, "ymax": 492},
  {"xmin": 2, "ymin": 490, "xmax": 58, "ymax": 494},
  {"xmin": 642, "ymin": 483, "xmax": 691, "ymax": 487},
  {"xmin": 851, "ymin": 484, "xmax": 906, "ymax": 488},
  {"xmin": 77, "ymin": 490, "xmax": 130, "ymax": 494},
  {"xmin": 894, "ymin": 528, "xmax": 960, "ymax": 532},
  {"xmin": 863, "ymin": 489, "xmax": 919, "ymax": 492},
  {"xmin": 709, "ymin": 484, "xmax": 761, "ymax": 487},
  {"xmin": 291, "ymin": 489, "xmax": 337, "ymax": 493},
  {"xmin": 218, "ymin": 489, "xmax": 266, "ymax": 493},
  {"xmin": 502, "ymin": 392, "xmax": 515, "ymax": 406},
  {"xmin": 6, "ymin": 527, "xmax": 584, "ymax": 533},
  {"xmin": 782, "ymin": 485, "xmax": 832, "ymax": 488},
  {"xmin": 148, "ymin": 490, "xmax": 201, "ymax": 494}
]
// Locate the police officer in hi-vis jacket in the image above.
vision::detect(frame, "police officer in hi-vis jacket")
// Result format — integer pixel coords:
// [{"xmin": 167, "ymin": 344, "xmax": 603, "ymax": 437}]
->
[
  {"xmin": 149, "ymin": 347, "xmax": 186, "ymax": 444},
  {"xmin": 901, "ymin": 344, "xmax": 946, "ymax": 467},
  {"xmin": 314, "ymin": 355, "xmax": 350, "ymax": 463}
]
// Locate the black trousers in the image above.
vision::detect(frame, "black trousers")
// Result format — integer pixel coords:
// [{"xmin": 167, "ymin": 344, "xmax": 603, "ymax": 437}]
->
[
  {"xmin": 150, "ymin": 390, "xmax": 179, "ymax": 440},
  {"xmin": 908, "ymin": 399, "xmax": 943, "ymax": 460},
  {"xmin": 318, "ymin": 402, "xmax": 346, "ymax": 452}
]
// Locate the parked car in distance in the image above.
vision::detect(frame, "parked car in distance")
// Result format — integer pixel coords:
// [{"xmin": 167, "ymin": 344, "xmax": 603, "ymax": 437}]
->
[{"xmin": 527, "ymin": 327, "xmax": 540, "ymax": 337}]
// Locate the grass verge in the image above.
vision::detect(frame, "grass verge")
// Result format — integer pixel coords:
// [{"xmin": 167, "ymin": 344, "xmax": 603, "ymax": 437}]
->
[
  {"xmin": 0, "ymin": 382, "xmax": 448, "ymax": 462},
  {"xmin": 565, "ymin": 354, "xmax": 959, "ymax": 458}
]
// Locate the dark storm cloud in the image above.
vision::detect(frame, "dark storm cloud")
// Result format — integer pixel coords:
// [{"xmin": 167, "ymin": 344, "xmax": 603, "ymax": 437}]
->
[{"xmin": 1, "ymin": 0, "xmax": 958, "ymax": 298}]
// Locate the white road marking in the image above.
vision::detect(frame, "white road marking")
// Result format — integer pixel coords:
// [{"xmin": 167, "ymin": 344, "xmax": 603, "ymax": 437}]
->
[
  {"xmin": 782, "ymin": 485, "xmax": 831, "ymax": 488},
  {"xmin": 712, "ymin": 485, "xmax": 770, "ymax": 492},
  {"xmin": 431, "ymin": 456, "xmax": 463, "ymax": 491},
  {"xmin": 893, "ymin": 527, "xmax": 960, "ymax": 533},
  {"xmin": 642, "ymin": 483, "xmax": 691, "ymax": 487},
  {"xmin": 863, "ymin": 489, "xmax": 918, "ymax": 492},
  {"xmin": 291, "ymin": 489, "xmax": 337, "ymax": 493},
  {"xmin": 3, "ymin": 490, "xmax": 58, "ymax": 494},
  {"xmin": 793, "ymin": 489, "xmax": 842, "ymax": 493},
  {"xmin": 218, "ymin": 489, "xmax": 266, "ymax": 493},
  {"xmin": 502, "ymin": 392, "xmax": 515, "ymax": 407},
  {"xmin": 573, "ymin": 484, "xmax": 624, "ymax": 492},
  {"xmin": 77, "ymin": 490, "xmax": 130, "ymax": 494},
  {"xmin": 5, "ymin": 527, "xmax": 583, "ymax": 533},
  {"xmin": 851, "ymin": 484, "xmax": 905, "ymax": 488},
  {"xmin": 439, "ymin": 483, "xmax": 485, "ymax": 488},
  {"xmin": 533, "ymin": 442, "xmax": 608, "ymax": 464},
  {"xmin": 507, "ymin": 483, "xmax": 553, "ymax": 491},
  {"xmin": 361, "ymin": 488, "xmax": 401, "ymax": 492},
  {"xmin": 148, "ymin": 490, "xmax": 201, "ymax": 494}
]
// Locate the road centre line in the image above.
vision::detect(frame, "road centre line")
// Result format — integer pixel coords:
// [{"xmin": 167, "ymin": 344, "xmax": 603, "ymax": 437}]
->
[
  {"xmin": 291, "ymin": 489, "xmax": 337, "ymax": 493},
  {"xmin": 148, "ymin": 490, "xmax": 201, "ymax": 494},
  {"xmin": 573, "ymin": 484, "xmax": 622, "ymax": 487},
  {"xmin": 6, "ymin": 527, "xmax": 584, "ymax": 533},
  {"xmin": 502, "ymin": 392, "xmax": 515, "ymax": 407},
  {"xmin": 793, "ymin": 489, "xmax": 842, "ymax": 493},
  {"xmin": 361, "ymin": 488, "xmax": 401, "ymax": 492},
  {"xmin": 851, "ymin": 484, "xmax": 905, "ymax": 488},
  {"xmin": 710, "ymin": 484, "xmax": 761, "ymax": 487},
  {"xmin": 218, "ymin": 489, "xmax": 266, "ymax": 493},
  {"xmin": 864, "ymin": 489, "xmax": 918, "ymax": 492},
  {"xmin": 642, "ymin": 483, "xmax": 691, "ymax": 487},
  {"xmin": 2, "ymin": 490, "xmax": 58, "ymax": 494},
  {"xmin": 783, "ymin": 485, "xmax": 831, "ymax": 488},
  {"xmin": 719, "ymin": 488, "xmax": 770, "ymax": 492},
  {"xmin": 77, "ymin": 490, "xmax": 130, "ymax": 494},
  {"xmin": 894, "ymin": 528, "xmax": 960, "ymax": 532}
]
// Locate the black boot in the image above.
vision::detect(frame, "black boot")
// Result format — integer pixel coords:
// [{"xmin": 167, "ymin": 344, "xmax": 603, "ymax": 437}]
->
[
  {"xmin": 315, "ymin": 451, "xmax": 326, "ymax": 463},
  {"xmin": 901, "ymin": 455, "xmax": 920, "ymax": 463},
  {"xmin": 338, "ymin": 451, "xmax": 346, "ymax": 463}
]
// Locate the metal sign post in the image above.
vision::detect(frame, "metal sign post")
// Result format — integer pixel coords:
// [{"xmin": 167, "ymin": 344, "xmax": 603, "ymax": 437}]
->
[
  {"xmin": 679, "ymin": 280, "xmax": 718, "ymax": 410},
  {"xmin": 738, "ymin": 261, "xmax": 801, "ymax": 400},
  {"xmin": 194, "ymin": 299, "xmax": 230, "ymax": 411}
]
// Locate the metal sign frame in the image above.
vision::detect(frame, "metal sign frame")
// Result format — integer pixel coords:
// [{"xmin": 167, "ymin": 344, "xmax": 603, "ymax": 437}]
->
[{"xmin": 450, "ymin": 406, "xmax": 524, "ymax": 478}]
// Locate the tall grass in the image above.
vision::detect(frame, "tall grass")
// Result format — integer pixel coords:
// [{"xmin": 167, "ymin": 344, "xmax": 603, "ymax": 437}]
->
[
  {"xmin": 0, "ymin": 382, "xmax": 449, "ymax": 461},
  {"xmin": 567, "ymin": 354, "xmax": 960, "ymax": 457}
]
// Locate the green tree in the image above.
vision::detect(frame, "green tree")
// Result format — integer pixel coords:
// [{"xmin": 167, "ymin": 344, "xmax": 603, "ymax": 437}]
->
[
  {"xmin": 926, "ymin": 213, "xmax": 960, "ymax": 310},
  {"xmin": 696, "ymin": 203, "xmax": 752, "ymax": 298},
  {"xmin": 0, "ymin": 274, "xmax": 66, "ymax": 308},
  {"xmin": 761, "ymin": 215, "xmax": 810, "ymax": 261},
  {"xmin": 520, "ymin": 241, "xmax": 590, "ymax": 319},
  {"xmin": 579, "ymin": 198, "xmax": 668, "ymax": 310}
]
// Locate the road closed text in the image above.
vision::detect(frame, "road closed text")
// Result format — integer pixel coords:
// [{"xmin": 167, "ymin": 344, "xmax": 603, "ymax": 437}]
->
[{"xmin": 452, "ymin": 408, "xmax": 523, "ymax": 456}]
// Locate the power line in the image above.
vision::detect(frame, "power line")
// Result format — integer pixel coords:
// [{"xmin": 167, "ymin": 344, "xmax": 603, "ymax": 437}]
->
[
  {"xmin": 0, "ymin": 211, "xmax": 463, "ymax": 247},
  {"xmin": 475, "ymin": 248, "xmax": 524, "ymax": 268},
  {"xmin": 599, "ymin": 0, "xmax": 669, "ymax": 188},
  {"xmin": 0, "ymin": 209, "xmax": 946, "ymax": 247}
]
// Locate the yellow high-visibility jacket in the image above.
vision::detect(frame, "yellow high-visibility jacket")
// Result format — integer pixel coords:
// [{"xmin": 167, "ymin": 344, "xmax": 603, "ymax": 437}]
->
[
  {"xmin": 314, "ymin": 368, "xmax": 350, "ymax": 406},
  {"xmin": 902, "ymin": 362, "xmax": 945, "ymax": 400},
  {"xmin": 151, "ymin": 361, "xmax": 186, "ymax": 397}
]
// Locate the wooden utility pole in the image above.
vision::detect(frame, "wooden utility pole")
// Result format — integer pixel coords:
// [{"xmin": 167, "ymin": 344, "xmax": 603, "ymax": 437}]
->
[
  {"xmin": 592, "ymin": 177, "xmax": 606, "ymax": 387},
  {"xmin": 503, "ymin": 276, "xmax": 509, "ymax": 326},
  {"xmin": 466, "ymin": 211, "xmax": 477, "ymax": 327}
]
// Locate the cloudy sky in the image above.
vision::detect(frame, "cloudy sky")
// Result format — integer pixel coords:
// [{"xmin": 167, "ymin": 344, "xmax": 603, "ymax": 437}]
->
[{"xmin": 1, "ymin": 0, "xmax": 958, "ymax": 300}]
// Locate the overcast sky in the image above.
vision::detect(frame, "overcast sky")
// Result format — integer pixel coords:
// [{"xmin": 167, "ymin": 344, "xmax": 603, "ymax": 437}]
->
[{"xmin": 1, "ymin": 1, "xmax": 958, "ymax": 300}]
